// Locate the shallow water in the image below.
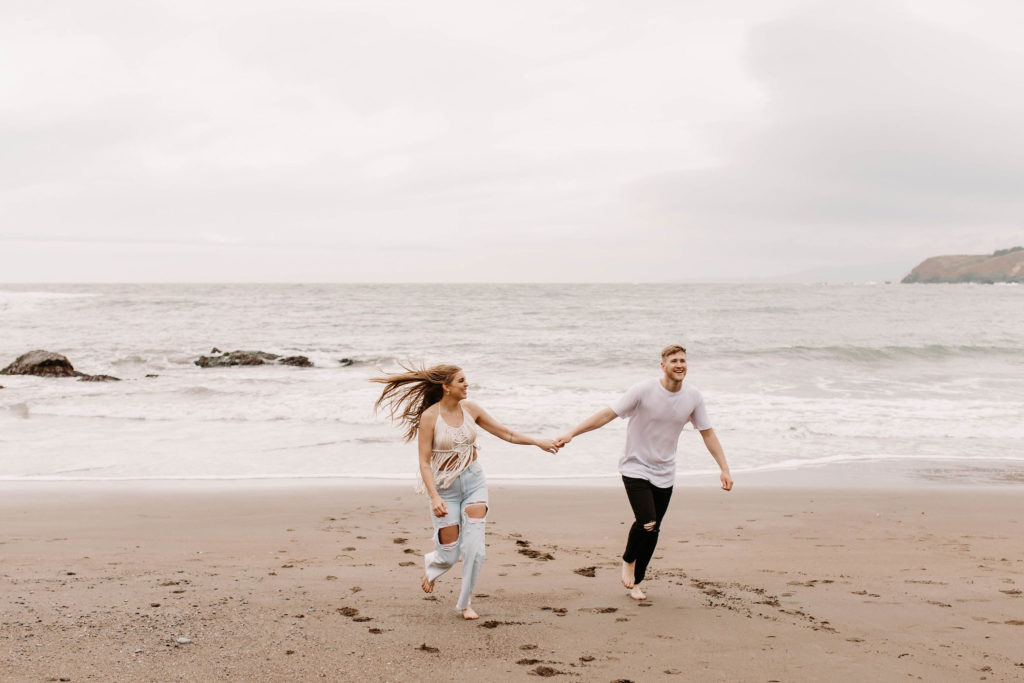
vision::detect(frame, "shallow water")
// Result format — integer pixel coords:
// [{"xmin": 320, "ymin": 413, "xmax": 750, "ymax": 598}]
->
[{"xmin": 2, "ymin": 283, "xmax": 1022, "ymax": 484}]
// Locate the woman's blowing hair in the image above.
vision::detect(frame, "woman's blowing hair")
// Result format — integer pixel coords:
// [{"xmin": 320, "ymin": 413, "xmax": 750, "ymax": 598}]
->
[{"xmin": 370, "ymin": 363, "xmax": 462, "ymax": 441}]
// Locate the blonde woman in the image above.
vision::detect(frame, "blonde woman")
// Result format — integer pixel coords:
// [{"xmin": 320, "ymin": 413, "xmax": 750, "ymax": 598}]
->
[{"xmin": 372, "ymin": 364, "xmax": 558, "ymax": 620}]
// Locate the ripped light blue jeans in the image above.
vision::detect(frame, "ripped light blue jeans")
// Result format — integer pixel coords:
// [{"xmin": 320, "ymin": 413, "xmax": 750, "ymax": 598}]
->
[{"xmin": 424, "ymin": 460, "xmax": 489, "ymax": 610}]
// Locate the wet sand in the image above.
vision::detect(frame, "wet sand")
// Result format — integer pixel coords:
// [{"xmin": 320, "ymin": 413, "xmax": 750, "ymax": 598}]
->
[{"xmin": 2, "ymin": 481, "xmax": 1022, "ymax": 682}]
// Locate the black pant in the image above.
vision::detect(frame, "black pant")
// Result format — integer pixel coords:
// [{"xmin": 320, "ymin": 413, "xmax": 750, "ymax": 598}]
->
[{"xmin": 621, "ymin": 475, "xmax": 674, "ymax": 585}]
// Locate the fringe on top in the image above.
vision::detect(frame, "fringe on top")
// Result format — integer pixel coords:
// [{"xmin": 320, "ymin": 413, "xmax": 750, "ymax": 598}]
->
[{"xmin": 416, "ymin": 405, "xmax": 478, "ymax": 494}]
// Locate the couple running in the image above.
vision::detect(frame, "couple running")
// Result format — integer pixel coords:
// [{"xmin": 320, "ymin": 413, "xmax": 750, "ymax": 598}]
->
[{"xmin": 372, "ymin": 345, "xmax": 733, "ymax": 619}]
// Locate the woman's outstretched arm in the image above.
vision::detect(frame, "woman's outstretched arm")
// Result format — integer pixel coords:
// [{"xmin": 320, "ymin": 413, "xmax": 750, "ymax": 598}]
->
[{"xmin": 463, "ymin": 401, "xmax": 559, "ymax": 453}]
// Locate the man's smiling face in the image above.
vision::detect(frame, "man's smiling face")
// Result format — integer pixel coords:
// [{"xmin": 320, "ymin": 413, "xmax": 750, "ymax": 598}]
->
[{"xmin": 661, "ymin": 351, "xmax": 687, "ymax": 384}]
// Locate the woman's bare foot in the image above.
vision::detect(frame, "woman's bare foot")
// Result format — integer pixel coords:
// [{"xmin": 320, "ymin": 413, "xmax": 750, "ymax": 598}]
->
[
  {"xmin": 621, "ymin": 560, "xmax": 636, "ymax": 589},
  {"xmin": 421, "ymin": 572, "xmax": 435, "ymax": 593},
  {"xmin": 629, "ymin": 585, "xmax": 646, "ymax": 600},
  {"xmin": 462, "ymin": 607, "xmax": 479, "ymax": 620}
]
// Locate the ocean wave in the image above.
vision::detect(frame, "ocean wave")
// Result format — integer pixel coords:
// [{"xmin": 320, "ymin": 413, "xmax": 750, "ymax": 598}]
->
[
  {"xmin": 0, "ymin": 290, "xmax": 100, "ymax": 300},
  {"xmin": 112, "ymin": 354, "xmax": 150, "ymax": 365},
  {"xmin": 178, "ymin": 386, "xmax": 233, "ymax": 397},
  {"xmin": 724, "ymin": 344, "xmax": 1024, "ymax": 363},
  {"xmin": 3, "ymin": 402, "xmax": 30, "ymax": 418},
  {"xmin": 694, "ymin": 452, "xmax": 1024, "ymax": 475}
]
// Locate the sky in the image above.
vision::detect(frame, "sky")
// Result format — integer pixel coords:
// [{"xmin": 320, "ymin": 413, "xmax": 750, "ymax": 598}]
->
[{"xmin": 2, "ymin": 0, "xmax": 1023, "ymax": 282}]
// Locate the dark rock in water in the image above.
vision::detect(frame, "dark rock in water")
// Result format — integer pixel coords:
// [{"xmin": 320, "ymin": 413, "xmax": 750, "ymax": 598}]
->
[
  {"xmin": 211, "ymin": 347, "xmax": 222, "ymax": 354},
  {"xmin": 145, "ymin": 374, "xmax": 159, "ymax": 378},
  {"xmin": 194, "ymin": 350, "xmax": 312, "ymax": 368},
  {"xmin": 338, "ymin": 358, "xmax": 354, "ymax": 367},
  {"xmin": 1, "ymin": 350, "xmax": 121, "ymax": 381},
  {"xmin": 1, "ymin": 350, "xmax": 78, "ymax": 377},
  {"xmin": 194, "ymin": 350, "xmax": 280, "ymax": 367}
]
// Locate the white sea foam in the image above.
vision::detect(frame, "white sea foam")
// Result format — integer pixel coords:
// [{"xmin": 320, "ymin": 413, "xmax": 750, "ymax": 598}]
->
[{"xmin": 2, "ymin": 283, "xmax": 1022, "ymax": 483}]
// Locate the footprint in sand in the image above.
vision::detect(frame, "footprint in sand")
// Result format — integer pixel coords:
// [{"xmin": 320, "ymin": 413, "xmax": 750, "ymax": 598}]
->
[
  {"xmin": 540, "ymin": 606, "xmax": 567, "ymax": 616},
  {"xmin": 480, "ymin": 620, "xmax": 523, "ymax": 628},
  {"xmin": 531, "ymin": 666, "xmax": 565, "ymax": 677},
  {"xmin": 574, "ymin": 566, "xmax": 597, "ymax": 577},
  {"xmin": 520, "ymin": 548, "xmax": 554, "ymax": 560}
]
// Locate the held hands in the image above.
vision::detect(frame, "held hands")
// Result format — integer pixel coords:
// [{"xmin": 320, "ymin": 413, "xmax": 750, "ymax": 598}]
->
[
  {"xmin": 535, "ymin": 438, "xmax": 560, "ymax": 454},
  {"xmin": 538, "ymin": 432, "xmax": 575, "ymax": 453}
]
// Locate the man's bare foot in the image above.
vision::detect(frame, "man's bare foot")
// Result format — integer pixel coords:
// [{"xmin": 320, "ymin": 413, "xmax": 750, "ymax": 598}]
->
[
  {"xmin": 462, "ymin": 607, "xmax": 478, "ymax": 620},
  {"xmin": 421, "ymin": 572, "xmax": 435, "ymax": 593},
  {"xmin": 621, "ymin": 560, "xmax": 636, "ymax": 589},
  {"xmin": 629, "ymin": 586, "xmax": 646, "ymax": 600}
]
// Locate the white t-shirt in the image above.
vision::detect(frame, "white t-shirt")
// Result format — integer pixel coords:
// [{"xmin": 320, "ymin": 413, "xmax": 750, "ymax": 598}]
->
[{"xmin": 610, "ymin": 378, "xmax": 711, "ymax": 487}]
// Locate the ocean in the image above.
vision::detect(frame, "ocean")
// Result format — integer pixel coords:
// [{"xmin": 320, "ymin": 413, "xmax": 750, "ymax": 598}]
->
[{"xmin": 2, "ymin": 283, "xmax": 1022, "ymax": 485}]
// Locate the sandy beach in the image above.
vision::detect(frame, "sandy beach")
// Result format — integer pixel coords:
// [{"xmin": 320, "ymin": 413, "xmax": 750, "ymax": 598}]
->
[{"xmin": 2, "ymin": 481, "xmax": 1022, "ymax": 682}]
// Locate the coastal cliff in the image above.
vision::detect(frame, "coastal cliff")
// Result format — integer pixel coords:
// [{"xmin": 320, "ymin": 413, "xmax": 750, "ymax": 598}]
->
[{"xmin": 901, "ymin": 247, "xmax": 1024, "ymax": 283}]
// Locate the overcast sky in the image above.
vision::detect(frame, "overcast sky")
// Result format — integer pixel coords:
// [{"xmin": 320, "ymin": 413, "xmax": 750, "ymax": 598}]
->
[{"xmin": 2, "ymin": 0, "xmax": 1022, "ymax": 282}]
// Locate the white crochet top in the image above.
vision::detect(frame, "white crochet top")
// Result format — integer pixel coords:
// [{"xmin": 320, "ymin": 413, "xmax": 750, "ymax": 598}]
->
[{"xmin": 416, "ymin": 403, "xmax": 478, "ymax": 493}]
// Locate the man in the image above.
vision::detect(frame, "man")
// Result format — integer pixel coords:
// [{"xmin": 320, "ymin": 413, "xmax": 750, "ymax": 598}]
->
[{"xmin": 556, "ymin": 345, "xmax": 733, "ymax": 600}]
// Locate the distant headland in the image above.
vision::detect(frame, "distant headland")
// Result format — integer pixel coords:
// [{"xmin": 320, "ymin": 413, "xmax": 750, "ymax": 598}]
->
[{"xmin": 902, "ymin": 247, "xmax": 1024, "ymax": 283}]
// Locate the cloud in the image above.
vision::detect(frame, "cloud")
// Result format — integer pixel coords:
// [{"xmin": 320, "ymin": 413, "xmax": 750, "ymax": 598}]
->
[
  {"xmin": 2, "ymin": 1, "xmax": 1021, "ymax": 281},
  {"xmin": 626, "ymin": 2, "xmax": 1024, "ymax": 274}
]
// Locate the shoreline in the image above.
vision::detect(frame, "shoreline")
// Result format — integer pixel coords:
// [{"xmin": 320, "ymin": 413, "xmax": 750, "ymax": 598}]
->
[
  {"xmin": 2, "ymin": 455, "xmax": 1023, "ymax": 490},
  {"xmin": 2, "ymin": 483, "xmax": 1022, "ymax": 681}
]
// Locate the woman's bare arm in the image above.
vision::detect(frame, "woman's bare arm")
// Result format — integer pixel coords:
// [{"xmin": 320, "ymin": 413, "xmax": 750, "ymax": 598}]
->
[
  {"xmin": 417, "ymin": 406, "xmax": 448, "ymax": 516},
  {"xmin": 463, "ymin": 401, "xmax": 558, "ymax": 453}
]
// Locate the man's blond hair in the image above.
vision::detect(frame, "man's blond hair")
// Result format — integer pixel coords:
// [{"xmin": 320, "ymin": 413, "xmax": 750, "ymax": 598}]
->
[{"xmin": 661, "ymin": 344, "xmax": 687, "ymax": 361}]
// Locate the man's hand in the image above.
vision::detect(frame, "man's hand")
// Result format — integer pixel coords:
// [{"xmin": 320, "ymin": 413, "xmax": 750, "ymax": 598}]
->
[
  {"xmin": 535, "ymin": 438, "xmax": 560, "ymax": 453},
  {"xmin": 720, "ymin": 471, "xmax": 734, "ymax": 491},
  {"xmin": 554, "ymin": 433, "xmax": 573, "ymax": 448}
]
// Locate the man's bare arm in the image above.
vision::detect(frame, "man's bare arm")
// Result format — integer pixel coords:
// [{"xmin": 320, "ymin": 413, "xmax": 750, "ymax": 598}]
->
[
  {"xmin": 556, "ymin": 407, "xmax": 618, "ymax": 447},
  {"xmin": 700, "ymin": 427, "xmax": 733, "ymax": 491}
]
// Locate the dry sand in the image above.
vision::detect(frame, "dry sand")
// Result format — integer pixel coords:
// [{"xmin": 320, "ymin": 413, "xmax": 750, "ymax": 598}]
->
[{"xmin": 2, "ymin": 481, "xmax": 1023, "ymax": 682}]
